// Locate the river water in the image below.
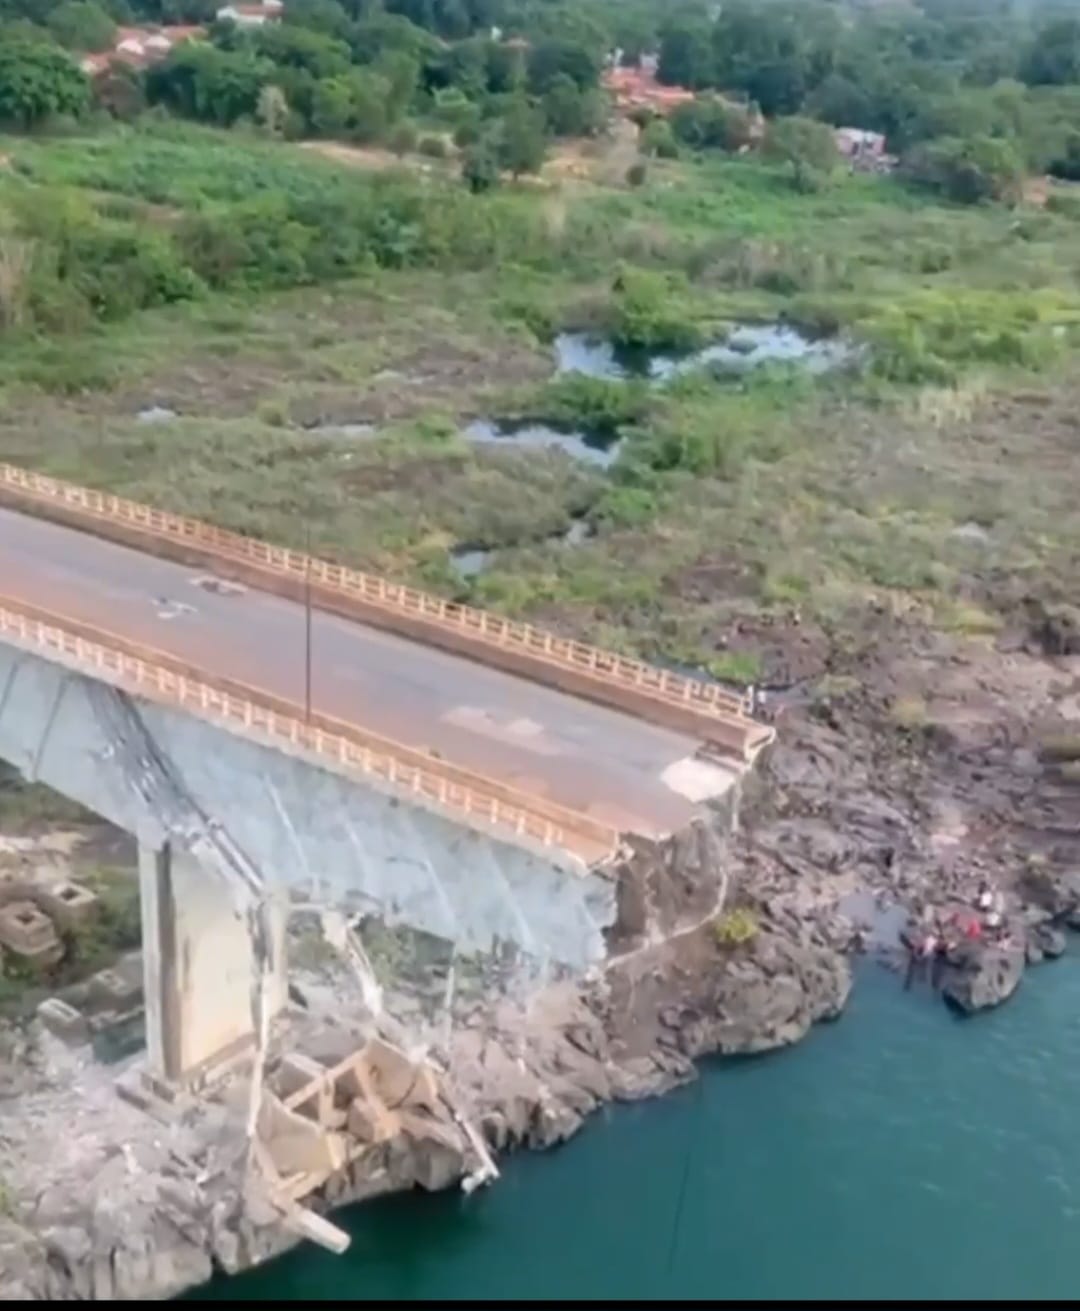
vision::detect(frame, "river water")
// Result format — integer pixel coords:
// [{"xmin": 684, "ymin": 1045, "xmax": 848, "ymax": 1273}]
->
[{"xmin": 194, "ymin": 955, "xmax": 1080, "ymax": 1301}]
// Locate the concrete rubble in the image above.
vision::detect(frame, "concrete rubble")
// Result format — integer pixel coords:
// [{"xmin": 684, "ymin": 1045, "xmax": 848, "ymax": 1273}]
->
[{"xmin": 0, "ymin": 787, "xmax": 856, "ymax": 1302}]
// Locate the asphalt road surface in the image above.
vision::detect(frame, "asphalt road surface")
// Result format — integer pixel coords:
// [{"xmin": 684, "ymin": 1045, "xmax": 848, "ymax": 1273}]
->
[{"xmin": 0, "ymin": 506, "xmax": 730, "ymax": 838}]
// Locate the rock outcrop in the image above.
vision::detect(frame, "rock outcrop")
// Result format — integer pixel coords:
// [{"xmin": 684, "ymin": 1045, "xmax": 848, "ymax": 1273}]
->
[
  {"xmin": 940, "ymin": 941, "xmax": 1025, "ymax": 1014},
  {"xmin": 1018, "ymin": 866, "xmax": 1080, "ymax": 920},
  {"xmin": 653, "ymin": 929, "xmax": 850, "ymax": 1058},
  {"xmin": 1025, "ymin": 919, "xmax": 1067, "ymax": 964}
]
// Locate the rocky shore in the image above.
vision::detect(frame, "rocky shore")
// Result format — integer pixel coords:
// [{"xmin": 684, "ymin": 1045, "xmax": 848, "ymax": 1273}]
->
[{"xmin": 0, "ymin": 853, "xmax": 857, "ymax": 1302}]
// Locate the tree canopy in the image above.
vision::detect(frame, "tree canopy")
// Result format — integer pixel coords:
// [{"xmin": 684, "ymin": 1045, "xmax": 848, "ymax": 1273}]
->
[
  {"xmin": 45, "ymin": 0, "xmax": 115, "ymax": 52},
  {"xmin": 0, "ymin": 32, "xmax": 89, "ymax": 127}
]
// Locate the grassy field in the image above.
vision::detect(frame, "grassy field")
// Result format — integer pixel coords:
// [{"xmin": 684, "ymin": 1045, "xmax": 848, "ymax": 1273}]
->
[{"xmin": 1, "ymin": 121, "xmax": 1079, "ymax": 680}]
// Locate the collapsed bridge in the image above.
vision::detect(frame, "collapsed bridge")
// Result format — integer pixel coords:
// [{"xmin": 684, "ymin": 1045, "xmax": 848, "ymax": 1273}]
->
[{"xmin": 0, "ymin": 460, "xmax": 773, "ymax": 1085}]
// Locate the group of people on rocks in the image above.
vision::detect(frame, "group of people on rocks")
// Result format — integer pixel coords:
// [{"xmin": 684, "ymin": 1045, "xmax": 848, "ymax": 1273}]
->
[{"xmin": 904, "ymin": 881, "xmax": 1011, "ymax": 992}]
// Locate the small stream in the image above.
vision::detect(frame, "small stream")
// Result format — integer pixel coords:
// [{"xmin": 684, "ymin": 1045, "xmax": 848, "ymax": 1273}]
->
[
  {"xmin": 461, "ymin": 420, "xmax": 619, "ymax": 469},
  {"xmin": 451, "ymin": 518, "xmax": 593, "ymax": 580},
  {"xmin": 554, "ymin": 323, "xmax": 854, "ymax": 383}
]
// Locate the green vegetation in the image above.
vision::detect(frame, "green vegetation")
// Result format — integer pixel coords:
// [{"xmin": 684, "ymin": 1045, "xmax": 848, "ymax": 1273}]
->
[
  {"xmin": 714, "ymin": 907, "xmax": 759, "ymax": 947},
  {"xmin": 764, "ymin": 115, "xmax": 841, "ymax": 194},
  {"xmin": 64, "ymin": 865, "xmax": 143, "ymax": 977},
  {"xmin": 0, "ymin": 863, "xmax": 141, "ymax": 1016},
  {"xmin": 0, "ymin": 30, "xmax": 89, "ymax": 127},
  {"xmin": 46, "ymin": 0, "xmax": 115, "ymax": 52},
  {"xmin": 0, "ymin": 0, "xmax": 1077, "ymax": 691},
  {"xmin": 0, "ymin": 765, "xmax": 93, "ymax": 827}
]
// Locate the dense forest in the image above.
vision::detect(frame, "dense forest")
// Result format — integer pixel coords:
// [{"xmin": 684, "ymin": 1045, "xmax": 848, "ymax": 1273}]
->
[
  {"xmin": 1, "ymin": 0, "xmax": 1080, "ymax": 358},
  {"xmin": 2, "ymin": 0, "xmax": 1080, "ymax": 182}
]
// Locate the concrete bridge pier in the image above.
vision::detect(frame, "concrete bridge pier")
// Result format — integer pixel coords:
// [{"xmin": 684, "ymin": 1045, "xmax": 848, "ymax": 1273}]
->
[{"xmin": 138, "ymin": 841, "xmax": 288, "ymax": 1084}]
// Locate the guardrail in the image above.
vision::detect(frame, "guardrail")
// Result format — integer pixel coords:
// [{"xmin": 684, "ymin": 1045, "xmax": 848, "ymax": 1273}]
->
[
  {"xmin": 0, "ymin": 596, "xmax": 619, "ymax": 864},
  {"xmin": 0, "ymin": 462, "xmax": 756, "ymax": 733}
]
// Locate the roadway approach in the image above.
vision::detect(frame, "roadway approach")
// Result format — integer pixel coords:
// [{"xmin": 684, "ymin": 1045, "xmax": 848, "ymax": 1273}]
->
[{"xmin": 0, "ymin": 463, "xmax": 773, "ymax": 1086}]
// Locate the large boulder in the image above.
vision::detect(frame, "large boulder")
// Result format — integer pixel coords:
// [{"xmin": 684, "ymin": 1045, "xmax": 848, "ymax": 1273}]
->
[
  {"xmin": 1025, "ymin": 920, "xmax": 1067, "ymax": 965},
  {"xmin": 941, "ymin": 942, "xmax": 1025, "ymax": 1014},
  {"xmin": 669, "ymin": 929, "xmax": 852, "ymax": 1058},
  {"xmin": 1018, "ymin": 866, "xmax": 1080, "ymax": 918}
]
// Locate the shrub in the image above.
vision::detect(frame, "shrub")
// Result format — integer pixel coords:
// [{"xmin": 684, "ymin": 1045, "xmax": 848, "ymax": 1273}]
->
[
  {"xmin": 0, "ymin": 34, "xmax": 90, "ymax": 128},
  {"xmin": 903, "ymin": 135, "xmax": 1025, "ymax": 206},
  {"xmin": 765, "ymin": 116, "xmax": 841, "ymax": 193},
  {"xmin": 713, "ymin": 907, "xmax": 758, "ymax": 947},
  {"xmin": 707, "ymin": 651, "xmax": 762, "ymax": 684},
  {"xmin": 640, "ymin": 117, "xmax": 678, "ymax": 159},
  {"xmin": 532, "ymin": 372, "xmax": 650, "ymax": 434},
  {"xmin": 1046, "ymin": 191, "xmax": 1080, "ymax": 220},
  {"xmin": 453, "ymin": 119, "xmax": 480, "ymax": 148},
  {"xmin": 592, "ymin": 484, "xmax": 657, "ymax": 527},
  {"xmin": 610, "ymin": 266, "xmax": 703, "ymax": 352},
  {"xmin": 671, "ymin": 97, "xmax": 756, "ymax": 153},
  {"xmin": 461, "ymin": 141, "xmax": 499, "ymax": 193},
  {"xmin": 47, "ymin": 1, "xmax": 116, "ymax": 53},
  {"xmin": 388, "ymin": 121, "xmax": 418, "ymax": 157}
]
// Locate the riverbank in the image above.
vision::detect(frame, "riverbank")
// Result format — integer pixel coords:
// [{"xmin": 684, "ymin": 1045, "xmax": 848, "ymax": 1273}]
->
[
  {"xmin": 188, "ymin": 953, "xmax": 1080, "ymax": 1303},
  {"xmin": 0, "ymin": 781, "xmax": 855, "ymax": 1301}
]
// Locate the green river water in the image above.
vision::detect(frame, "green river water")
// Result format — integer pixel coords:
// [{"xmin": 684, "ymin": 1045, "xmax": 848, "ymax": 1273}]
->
[{"xmin": 193, "ymin": 958, "xmax": 1080, "ymax": 1301}]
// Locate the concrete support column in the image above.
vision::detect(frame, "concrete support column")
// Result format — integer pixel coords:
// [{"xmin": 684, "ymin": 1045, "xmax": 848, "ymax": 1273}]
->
[{"xmin": 139, "ymin": 842, "xmax": 287, "ymax": 1083}]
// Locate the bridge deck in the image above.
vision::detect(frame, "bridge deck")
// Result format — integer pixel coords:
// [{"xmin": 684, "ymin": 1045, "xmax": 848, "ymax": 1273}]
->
[{"xmin": 1, "ymin": 506, "xmax": 731, "ymax": 839}]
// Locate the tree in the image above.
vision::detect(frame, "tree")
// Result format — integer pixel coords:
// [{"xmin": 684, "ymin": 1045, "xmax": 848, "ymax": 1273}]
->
[
  {"xmin": 526, "ymin": 37, "xmax": 600, "ymax": 95},
  {"xmin": 344, "ymin": 69, "xmax": 388, "ymax": 141},
  {"xmin": 613, "ymin": 11, "xmax": 656, "ymax": 68},
  {"xmin": 349, "ymin": 12, "xmax": 440, "ymax": 67},
  {"xmin": 253, "ymin": 24, "xmax": 352, "ymax": 80},
  {"xmin": 743, "ymin": 58, "xmax": 806, "ymax": 117},
  {"xmin": 0, "ymin": 34, "xmax": 89, "ymax": 128},
  {"xmin": 657, "ymin": 19, "xmax": 713, "ymax": 90},
  {"xmin": 671, "ymin": 96, "xmax": 755, "ymax": 152},
  {"xmin": 282, "ymin": 0, "xmax": 351, "ymax": 40},
  {"xmin": 432, "ymin": 36, "xmax": 485, "ymax": 98},
  {"xmin": 765, "ymin": 115, "xmax": 840, "ymax": 192},
  {"xmin": 374, "ymin": 49, "xmax": 418, "ymax": 121},
  {"xmin": 255, "ymin": 82, "xmax": 288, "ymax": 136},
  {"xmin": 46, "ymin": 0, "xmax": 115, "ymax": 52},
  {"xmin": 496, "ymin": 95, "xmax": 546, "ymax": 177},
  {"xmin": 146, "ymin": 44, "xmax": 272, "ymax": 125},
  {"xmin": 710, "ymin": 0, "xmax": 842, "ymax": 116},
  {"xmin": 461, "ymin": 139, "xmax": 498, "ymax": 191},
  {"xmin": 1050, "ymin": 131, "xmax": 1080, "ymax": 183},
  {"xmin": 904, "ymin": 134, "xmax": 1024, "ymax": 205},
  {"xmin": 640, "ymin": 116, "xmax": 677, "ymax": 159},
  {"xmin": 92, "ymin": 62, "xmax": 145, "ymax": 120},
  {"xmin": 310, "ymin": 73, "xmax": 352, "ymax": 135},
  {"xmin": 432, "ymin": 0, "xmax": 468, "ymax": 40},
  {"xmin": 1021, "ymin": 18, "xmax": 1080, "ymax": 88},
  {"xmin": 805, "ymin": 72, "xmax": 874, "ymax": 128},
  {"xmin": 542, "ymin": 71, "xmax": 584, "ymax": 136},
  {"xmin": 485, "ymin": 38, "xmax": 524, "ymax": 94}
]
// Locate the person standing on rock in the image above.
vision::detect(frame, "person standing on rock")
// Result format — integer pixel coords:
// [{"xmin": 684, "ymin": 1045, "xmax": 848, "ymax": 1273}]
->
[
  {"xmin": 905, "ymin": 930, "xmax": 938, "ymax": 991},
  {"xmin": 931, "ymin": 936, "xmax": 950, "ymax": 991}
]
